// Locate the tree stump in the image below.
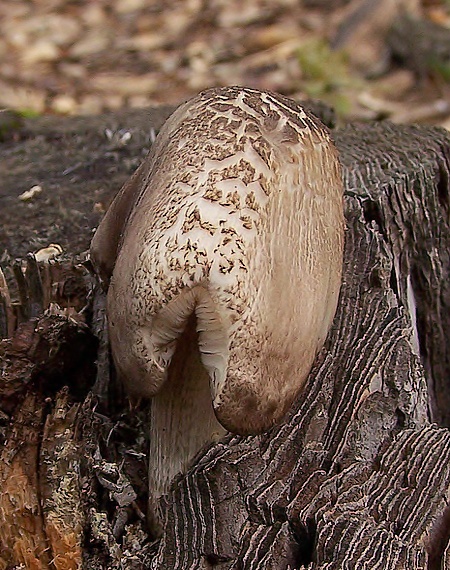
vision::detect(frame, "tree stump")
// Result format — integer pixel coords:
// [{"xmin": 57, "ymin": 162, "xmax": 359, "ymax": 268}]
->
[{"xmin": 1, "ymin": 108, "xmax": 450, "ymax": 568}]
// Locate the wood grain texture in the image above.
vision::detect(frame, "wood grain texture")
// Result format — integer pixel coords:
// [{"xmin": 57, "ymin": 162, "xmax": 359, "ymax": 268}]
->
[
  {"xmin": 0, "ymin": 260, "xmax": 95, "ymax": 569},
  {"xmin": 40, "ymin": 389, "xmax": 83, "ymax": 570}
]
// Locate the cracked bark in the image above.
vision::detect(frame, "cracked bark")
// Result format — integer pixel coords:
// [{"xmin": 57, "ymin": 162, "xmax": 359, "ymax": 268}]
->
[{"xmin": 1, "ymin": 109, "xmax": 450, "ymax": 568}]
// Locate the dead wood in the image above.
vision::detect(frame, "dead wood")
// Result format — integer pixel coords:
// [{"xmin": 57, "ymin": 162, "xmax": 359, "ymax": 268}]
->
[
  {"xmin": 0, "ymin": 257, "xmax": 97, "ymax": 569},
  {"xmin": 1, "ymin": 108, "xmax": 450, "ymax": 568}
]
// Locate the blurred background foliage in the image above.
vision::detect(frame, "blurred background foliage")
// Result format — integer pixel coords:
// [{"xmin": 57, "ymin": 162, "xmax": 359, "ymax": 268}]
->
[{"xmin": 1, "ymin": 0, "xmax": 450, "ymax": 126}]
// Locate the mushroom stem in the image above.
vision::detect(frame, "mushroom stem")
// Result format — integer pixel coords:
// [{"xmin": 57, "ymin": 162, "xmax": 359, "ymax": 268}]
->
[{"xmin": 148, "ymin": 313, "xmax": 225, "ymax": 535}]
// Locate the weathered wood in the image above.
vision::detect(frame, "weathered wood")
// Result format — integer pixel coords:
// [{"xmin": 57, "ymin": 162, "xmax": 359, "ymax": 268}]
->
[
  {"xmin": 40, "ymin": 389, "xmax": 83, "ymax": 570},
  {"xmin": 0, "ymin": 392, "xmax": 49, "ymax": 569},
  {"xmin": 0, "ymin": 259, "xmax": 97, "ymax": 568},
  {"xmin": 0, "ymin": 267, "xmax": 14, "ymax": 338},
  {"xmin": 0, "ymin": 387, "xmax": 84, "ymax": 569},
  {"xmin": 2, "ymin": 106, "xmax": 450, "ymax": 568}
]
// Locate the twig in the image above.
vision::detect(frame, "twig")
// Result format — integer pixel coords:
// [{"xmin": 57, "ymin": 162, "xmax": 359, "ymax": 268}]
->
[
  {"xmin": 0, "ymin": 267, "xmax": 15, "ymax": 338},
  {"xmin": 26, "ymin": 254, "xmax": 44, "ymax": 318}
]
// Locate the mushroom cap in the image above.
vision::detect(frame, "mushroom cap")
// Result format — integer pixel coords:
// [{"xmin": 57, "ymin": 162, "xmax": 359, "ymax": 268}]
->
[
  {"xmin": 90, "ymin": 149, "xmax": 152, "ymax": 288},
  {"xmin": 90, "ymin": 86, "xmax": 344, "ymax": 435}
]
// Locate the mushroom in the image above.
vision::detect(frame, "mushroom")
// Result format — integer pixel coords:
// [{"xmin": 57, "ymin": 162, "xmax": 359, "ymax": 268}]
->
[{"xmin": 90, "ymin": 86, "xmax": 344, "ymax": 535}]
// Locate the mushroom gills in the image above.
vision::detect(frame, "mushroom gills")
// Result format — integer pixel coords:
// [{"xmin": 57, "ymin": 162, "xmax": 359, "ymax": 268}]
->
[
  {"xmin": 150, "ymin": 285, "xmax": 229, "ymax": 390},
  {"xmin": 148, "ymin": 285, "xmax": 228, "ymax": 507}
]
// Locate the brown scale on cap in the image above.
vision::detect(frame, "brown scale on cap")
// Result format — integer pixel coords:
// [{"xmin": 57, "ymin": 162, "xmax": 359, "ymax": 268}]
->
[{"xmin": 90, "ymin": 86, "xmax": 344, "ymax": 536}]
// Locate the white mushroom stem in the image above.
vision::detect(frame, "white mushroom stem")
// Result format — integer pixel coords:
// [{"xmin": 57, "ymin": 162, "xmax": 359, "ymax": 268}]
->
[{"xmin": 148, "ymin": 313, "xmax": 225, "ymax": 528}]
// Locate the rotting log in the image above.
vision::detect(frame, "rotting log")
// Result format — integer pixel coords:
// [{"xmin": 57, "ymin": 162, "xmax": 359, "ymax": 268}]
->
[
  {"xmin": 1, "ymin": 108, "xmax": 450, "ymax": 568},
  {"xmin": 0, "ymin": 257, "xmax": 97, "ymax": 570}
]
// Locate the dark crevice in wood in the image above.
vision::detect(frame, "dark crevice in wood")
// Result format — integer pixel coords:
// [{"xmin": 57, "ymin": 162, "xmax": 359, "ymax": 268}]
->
[
  {"xmin": 361, "ymin": 197, "xmax": 386, "ymax": 238},
  {"xmin": 409, "ymin": 262, "xmax": 437, "ymax": 424},
  {"xmin": 389, "ymin": 264, "xmax": 400, "ymax": 298},
  {"xmin": 427, "ymin": 502, "xmax": 450, "ymax": 570},
  {"xmin": 203, "ymin": 552, "xmax": 233, "ymax": 566},
  {"xmin": 0, "ymin": 306, "xmax": 7, "ymax": 339},
  {"xmin": 291, "ymin": 518, "xmax": 316, "ymax": 566},
  {"xmin": 12, "ymin": 260, "xmax": 30, "ymax": 322},
  {"xmin": 395, "ymin": 407, "xmax": 406, "ymax": 429},
  {"xmin": 436, "ymin": 158, "xmax": 450, "ymax": 213},
  {"xmin": 409, "ymin": 256, "xmax": 450, "ymax": 427},
  {"xmin": 91, "ymin": 284, "xmax": 112, "ymax": 406}
]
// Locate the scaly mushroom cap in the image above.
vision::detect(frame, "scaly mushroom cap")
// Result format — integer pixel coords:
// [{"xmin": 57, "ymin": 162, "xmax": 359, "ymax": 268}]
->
[{"xmin": 91, "ymin": 86, "xmax": 344, "ymax": 435}]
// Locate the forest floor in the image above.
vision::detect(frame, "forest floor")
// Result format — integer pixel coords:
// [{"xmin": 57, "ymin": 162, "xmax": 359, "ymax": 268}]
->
[{"xmin": 1, "ymin": 0, "xmax": 450, "ymax": 127}]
